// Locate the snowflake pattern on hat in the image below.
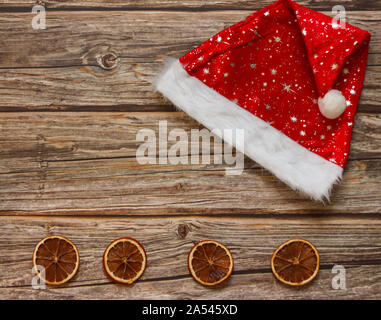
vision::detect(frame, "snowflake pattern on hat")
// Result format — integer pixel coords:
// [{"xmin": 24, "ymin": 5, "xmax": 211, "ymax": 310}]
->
[{"xmin": 155, "ymin": 0, "xmax": 371, "ymax": 201}]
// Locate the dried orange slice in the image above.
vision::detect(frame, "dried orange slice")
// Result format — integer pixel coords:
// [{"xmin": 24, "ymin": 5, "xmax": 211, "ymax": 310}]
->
[
  {"xmin": 103, "ymin": 237, "xmax": 147, "ymax": 284},
  {"xmin": 188, "ymin": 240, "xmax": 234, "ymax": 286},
  {"xmin": 33, "ymin": 235, "xmax": 80, "ymax": 286},
  {"xmin": 271, "ymin": 238, "xmax": 320, "ymax": 286}
]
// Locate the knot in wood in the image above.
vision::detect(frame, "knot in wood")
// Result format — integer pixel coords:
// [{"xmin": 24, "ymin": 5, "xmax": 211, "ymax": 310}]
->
[
  {"xmin": 177, "ymin": 224, "xmax": 190, "ymax": 239},
  {"xmin": 99, "ymin": 52, "xmax": 118, "ymax": 70}
]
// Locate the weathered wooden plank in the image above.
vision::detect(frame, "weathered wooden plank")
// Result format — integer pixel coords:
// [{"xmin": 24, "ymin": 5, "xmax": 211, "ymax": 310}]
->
[
  {"xmin": 0, "ymin": 112, "xmax": 380, "ymax": 215},
  {"xmin": 0, "ymin": 11, "xmax": 379, "ymax": 111},
  {"xmin": 0, "ymin": 0, "xmax": 380, "ymax": 10},
  {"xmin": 0, "ymin": 11, "xmax": 379, "ymax": 67},
  {"xmin": 0, "ymin": 66, "xmax": 379, "ymax": 113},
  {"xmin": 2, "ymin": 265, "xmax": 381, "ymax": 299},
  {"xmin": 0, "ymin": 216, "xmax": 380, "ymax": 299},
  {"xmin": 2, "ymin": 158, "xmax": 380, "ymax": 215},
  {"xmin": 0, "ymin": 112, "xmax": 379, "ymax": 161}
]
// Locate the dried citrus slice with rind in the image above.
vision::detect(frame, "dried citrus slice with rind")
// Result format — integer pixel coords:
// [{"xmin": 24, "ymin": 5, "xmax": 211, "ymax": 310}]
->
[
  {"xmin": 188, "ymin": 240, "xmax": 234, "ymax": 286},
  {"xmin": 33, "ymin": 235, "xmax": 80, "ymax": 286},
  {"xmin": 271, "ymin": 238, "xmax": 320, "ymax": 286},
  {"xmin": 103, "ymin": 237, "xmax": 147, "ymax": 284}
]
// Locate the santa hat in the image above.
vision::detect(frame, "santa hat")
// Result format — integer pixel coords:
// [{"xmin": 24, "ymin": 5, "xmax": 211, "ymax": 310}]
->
[{"xmin": 154, "ymin": 0, "xmax": 371, "ymax": 201}]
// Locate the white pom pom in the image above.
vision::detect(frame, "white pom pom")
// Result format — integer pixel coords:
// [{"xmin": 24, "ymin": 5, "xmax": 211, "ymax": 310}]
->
[{"xmin": 318, "ymin": 89, "xmax": 347, "ymax": 119}]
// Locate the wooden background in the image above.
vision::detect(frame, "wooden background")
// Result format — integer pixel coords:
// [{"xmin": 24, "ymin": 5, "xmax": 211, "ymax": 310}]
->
[{"xmin": 0, "ymin": 0, "xmax": 380, "ymax": 299}]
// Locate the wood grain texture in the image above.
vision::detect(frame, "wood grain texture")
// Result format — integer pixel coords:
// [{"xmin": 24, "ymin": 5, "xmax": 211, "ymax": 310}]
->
[
  {"xmin": 0, "ymin": 0, "xmax": 380, "ymax": 300},
  {"xmin": 0, "ymin": 0, "xmax": 380, "ymax": 10},
  {"xmin": 0, "ymin": 112, "xmax": 380, "ymax": 215},
  {"xmin": 0, "ymin": 216, "xmax": 380, "ymax": 299},
  {"xmin": 0, "ymin": 11, "xmax": 379, "ymax": 111}
]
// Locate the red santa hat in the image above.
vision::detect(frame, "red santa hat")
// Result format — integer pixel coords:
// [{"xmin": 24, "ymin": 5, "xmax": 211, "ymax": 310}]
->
[{"xmin": 154, "ymin": 0, "xmax": 371, "ymax": 201}]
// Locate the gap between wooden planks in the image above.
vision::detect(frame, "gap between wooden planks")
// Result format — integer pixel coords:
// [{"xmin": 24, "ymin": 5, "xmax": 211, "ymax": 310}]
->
[
  {"xmin": 0, "ymin": 216, "xmax": 380, "ymax": 299},
  {"xmin": 0, "ymin": 0, "xmax": 380, "ymax": 10}
]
